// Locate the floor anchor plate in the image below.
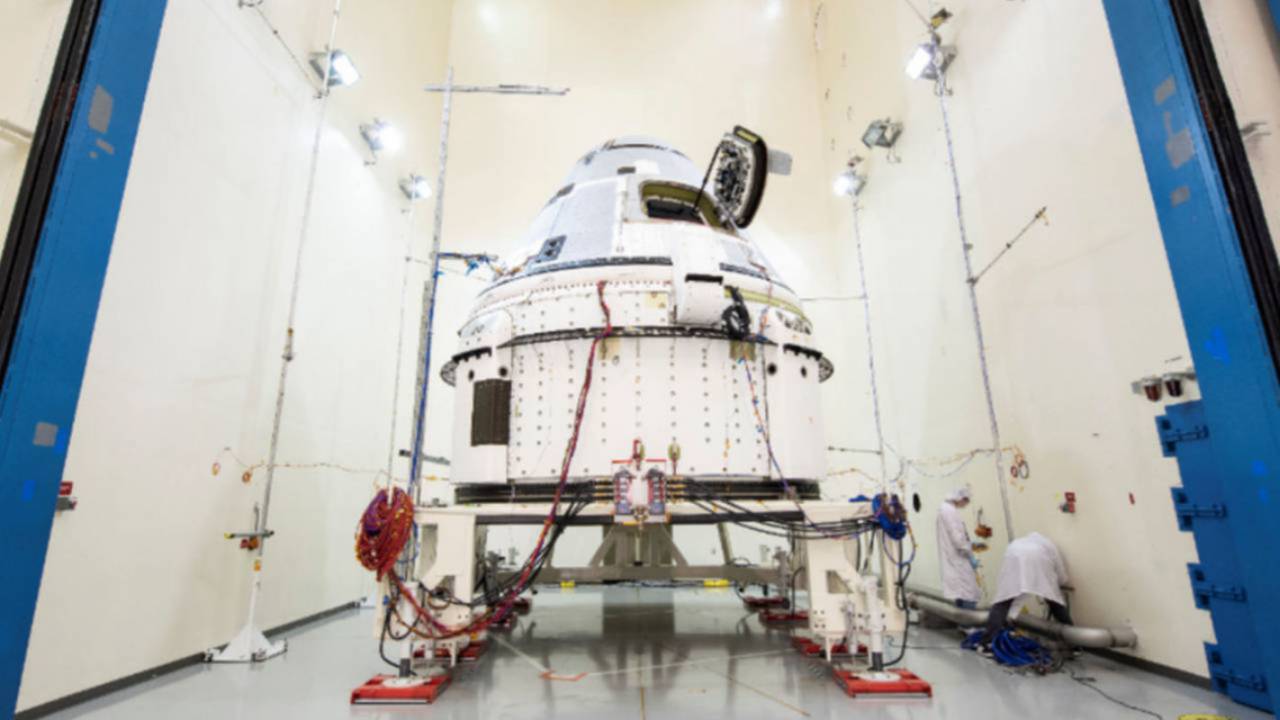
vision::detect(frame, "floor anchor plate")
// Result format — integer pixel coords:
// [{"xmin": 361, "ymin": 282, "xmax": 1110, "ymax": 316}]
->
[
  {"xmin": 350, "ymin": 674, "xmax": 451, "ymax": 704},
  {"xmin": 832, "ymin": 668, "xmax": 932, "ymax": 698}
]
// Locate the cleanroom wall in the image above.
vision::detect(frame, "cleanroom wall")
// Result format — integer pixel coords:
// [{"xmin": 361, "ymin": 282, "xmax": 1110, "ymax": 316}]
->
[
  {"xmin": 810, "ymin": 0, "xmax": 1212, "ymax": 674},
  {"xmin": 0, "ymin": 1, "xmax": 74, "ymax": 250},
  {"xmin": 1200, "ymin": 0, "xmax": 1280, "ymax": 254},
  {"xmin": 14, "ymin": 0, "xmax": 1257, "ymax": 706},
  {"xmin": 17, "ymin": 0, "xmax": 453, "ymax": 709}
]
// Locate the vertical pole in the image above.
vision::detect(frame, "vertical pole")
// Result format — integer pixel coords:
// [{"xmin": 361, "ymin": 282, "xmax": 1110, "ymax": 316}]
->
[
  {"xmin": 932, "ymin": 42, "xmax": 1015, "ymax": 542},
  {"xmin": 717, "ymin": 523, "xmax": 734, "ymax": 564},
  {"xmin": 391, "ymin": 67, "xmax": 452, "ymax": 671},
  {"xmin": 407, "ymin": 66, "xmax": 452, "ymax": 499}
]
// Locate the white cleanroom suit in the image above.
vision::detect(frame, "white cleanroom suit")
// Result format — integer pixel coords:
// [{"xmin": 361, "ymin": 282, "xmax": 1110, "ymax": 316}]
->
[
  {"xmin": 993, "ymin": 531, "xmax": 1069, "ymax": 605},
  {"xmin": 980, "ymin": 532, "xmax": 1073, "ymax": 645},
  {"xmin": 936, "ymin": 487, "xmax": 981, "ymax": 604}
]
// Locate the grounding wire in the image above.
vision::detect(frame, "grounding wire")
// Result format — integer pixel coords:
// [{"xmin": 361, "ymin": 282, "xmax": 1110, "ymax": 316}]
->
[
  {"xmin": 385, "ymin": 204, "xmax": 418, "ymax": 483},
  {"xmin": 898, "ymin": 0, "xmax": 934, "ymax": 29},
  {"xmin": 248, "ymin": 3, "xmax": 318, "ymax": 92},
  {"xmin": 254, "ymin": 0, "xmax": 343, "ymax": 555},
  {"xmin": 851, "ymin": 199, "xmax": 889, "ymax": 493},
  {"xmin": 931, "ymin": 35, "xmax": 1015, "ymax": 542}
]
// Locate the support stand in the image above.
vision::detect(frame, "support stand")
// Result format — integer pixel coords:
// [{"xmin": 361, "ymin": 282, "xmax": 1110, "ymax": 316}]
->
[
  {"xmin": 206, "ymin": 565, "xmax": 286, "ymax": 663},
  {"xmin": 388, "ymin": 500, "xmax": 922, "ymax": 702},
  {"xmin": 741, "ymin": 595, "xmax": 788, "ymax": 609},
  {"xmin": 792, "ymin": 636, "xmax": 864, "ymax": 658},
  {"xmin": 207, "ymin": 626, "xmax": 285, "ymax": 664},
  {"xmin": 759, "ymin": 609, "xmax": 809, "ymax": 624}
]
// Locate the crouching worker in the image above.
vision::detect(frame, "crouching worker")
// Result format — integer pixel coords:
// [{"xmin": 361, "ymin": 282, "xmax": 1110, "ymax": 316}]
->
[{"xmin": 979, "ymin": 532, "xmax": 1072, "ymax": 648}]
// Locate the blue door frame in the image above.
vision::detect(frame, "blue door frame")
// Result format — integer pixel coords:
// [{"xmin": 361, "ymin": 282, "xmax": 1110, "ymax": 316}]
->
[
  {"xmin": 0, "ymin": 1, "xmax": 166, "ymax": 714},
  {"xmin": 1103, "ymin": 0, "xmax": 1280, "ymax": 713}
]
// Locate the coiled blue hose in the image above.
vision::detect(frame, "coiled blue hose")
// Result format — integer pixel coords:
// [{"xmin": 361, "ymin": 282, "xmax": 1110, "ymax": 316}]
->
[
  {"xmin": 872, "ymin": 494, "xmax": 908, "ymax": 540},
  {"xmin": 963, "ymin": 629, "xmax": 1055, "ymax": 670}
]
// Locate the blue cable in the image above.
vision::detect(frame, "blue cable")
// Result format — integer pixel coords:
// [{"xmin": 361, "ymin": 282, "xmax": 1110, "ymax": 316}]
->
[
  {"xmin": 964, "ymin": 628, "xmax": 1054, "ymax": 669},
  {"xmin": 872, "ymin": 494, "xmax": 908, "ymax": 540}
]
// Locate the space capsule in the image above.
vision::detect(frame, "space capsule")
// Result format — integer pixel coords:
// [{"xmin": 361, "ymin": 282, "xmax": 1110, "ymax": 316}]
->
[{"xmin": 441, "ymin": 129, "xmax": 833, "ymax": 514}]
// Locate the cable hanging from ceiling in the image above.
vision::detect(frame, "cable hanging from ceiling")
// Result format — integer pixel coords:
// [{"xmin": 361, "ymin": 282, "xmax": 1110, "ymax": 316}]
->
[{"xmin": 929, "ymin": 29, "xmax": 1017, "ymax": 542}]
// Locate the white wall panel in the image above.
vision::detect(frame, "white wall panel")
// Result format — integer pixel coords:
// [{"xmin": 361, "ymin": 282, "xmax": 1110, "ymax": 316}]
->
[
  {"xmin": 808, "ymin": 0, "xmax": 1212, "ymax": 674},
  {"xmin": 16, "ymin": 0, "xmax": 454, "ymax": 708}
]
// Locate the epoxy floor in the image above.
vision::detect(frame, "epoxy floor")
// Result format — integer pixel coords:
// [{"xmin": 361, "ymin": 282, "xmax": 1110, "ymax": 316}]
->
[{"xmin": 45, "ymin": 587, "xmax": 1264, "ymax": 719}]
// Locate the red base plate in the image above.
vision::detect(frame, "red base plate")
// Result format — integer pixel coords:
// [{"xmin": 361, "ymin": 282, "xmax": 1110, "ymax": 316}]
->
[
  {"xmin": 832, "ymin": 669, "xmax": 932, "ymax": 698},
  {"xmin": 759, "ymin": 609, "xmax": 809, "ymax": 624},
  {"xmin": 350, "ymin": 674, "xmax": 451, "ymax": 704},
  {"xmin": 742, "ymin": 595, "xmax": 789, "ymax": 609},
  {"xmin": 791, "ymin": 636, "xmax": 867, "ymax": 658}
]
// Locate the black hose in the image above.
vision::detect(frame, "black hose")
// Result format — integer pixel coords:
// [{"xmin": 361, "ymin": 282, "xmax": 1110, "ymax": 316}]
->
[{"xmin": 378, "ymin": 607, "xmax": 415, "ymax": 674}]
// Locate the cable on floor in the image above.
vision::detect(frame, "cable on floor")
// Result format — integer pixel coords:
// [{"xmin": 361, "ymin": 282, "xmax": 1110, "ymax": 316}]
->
[{"xmin": 1068, "ymin": 665, "xmax": 1165, "ymax": 720}]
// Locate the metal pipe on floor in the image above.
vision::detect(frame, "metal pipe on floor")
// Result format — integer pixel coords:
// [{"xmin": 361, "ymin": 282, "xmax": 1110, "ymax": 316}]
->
[
  {"xmin": 0, "ymin": 119, "xmax": 34, "ymax": 145},
  {"xmin": 1015, "ymin": 611, "xmax": 1138, "ymax": 649},
  {"xmin": 907, "ymin": 591, "xmax": 1139, "ymax": 649}
]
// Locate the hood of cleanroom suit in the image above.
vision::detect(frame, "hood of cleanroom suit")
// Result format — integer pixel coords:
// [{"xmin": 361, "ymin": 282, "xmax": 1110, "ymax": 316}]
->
[
  {"xmin": 994, "ymin": 532, "xmax": 1071, "ymax": 605},
  {"xmin": 936, "ymin": 499, "xmax": 981, "ymax": 602}
]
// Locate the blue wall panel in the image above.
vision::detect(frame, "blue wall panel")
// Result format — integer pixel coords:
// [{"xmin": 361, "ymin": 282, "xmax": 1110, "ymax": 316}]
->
[
  {"xmin": 0, "ymin": 1, "xmax": 167, "ymax": 714},
  {"xmin": 1159, "ymin": 401, "xmax": 1269, "ymax": 709},
  {"xmin": 1103, "ymin": 0, "xmax": 1280, "ymax": 713}
]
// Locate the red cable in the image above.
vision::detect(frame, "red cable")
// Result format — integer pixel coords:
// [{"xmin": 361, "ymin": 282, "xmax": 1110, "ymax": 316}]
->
[
  {"xmin": 355, "ymin": 487, "xmax": 414, "ymax": 579},
  {"xmin": 359, "ymin": 281, "xmax": 614, "ymax": 640}
]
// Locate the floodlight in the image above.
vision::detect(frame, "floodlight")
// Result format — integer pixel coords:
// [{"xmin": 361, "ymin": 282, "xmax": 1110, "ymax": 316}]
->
[
  {"xmin": 861, "ymin": 119, "xmax": 902, "ymax": 150},
  {"xmin": 360, "ymin": 119, "xmax": 404, "ymax": 155},
  {"xmin": 833, "ymin": 168, "xmax": 866, "ymax": 197},
  {"xmin": 906, "ymin": 41, "xmax": 955, "ymax": 81},
  {"xmin": 400, "ymin": 174, "xmax": 431, "ymax": 201},
  {"xmin": 310, "ymin": 49, "xmax": 360, "ymax": 87}
]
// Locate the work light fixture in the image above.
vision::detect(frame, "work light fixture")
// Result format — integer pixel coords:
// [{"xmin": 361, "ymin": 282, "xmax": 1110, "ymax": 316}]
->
[
  {"xmin": 905, "ymin": 38, "xmax": 955, "ymax": 81},
  {"xmin": 310, "ymin": 49, "xmax": 360, "ymax": 87},
  {"xmin": 400, "ymin": 174, "xmax": 431, "ymax": 201},
  {"xmin": 833, "ymin": 157, "xmax": 867, "ymax": 198},
  {"xmin": 861, "ymin": 118, "xmax": 903, "ymax": 166},
  {"xmin": 360, "ymin": 118, "xmax": 404, "ymax": 163},
  {"xmin": 861, "ymin": 119, "xmax": 901, "ymax": 150}
]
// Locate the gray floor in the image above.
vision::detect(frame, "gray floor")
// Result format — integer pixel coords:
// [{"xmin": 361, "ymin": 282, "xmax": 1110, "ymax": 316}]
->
[{"xmin": 45, "ymin": 587, "xmax": 1264, "ymax": 719}]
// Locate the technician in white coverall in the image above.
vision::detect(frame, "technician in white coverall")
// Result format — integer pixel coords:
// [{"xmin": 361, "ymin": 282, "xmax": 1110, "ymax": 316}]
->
[
  {"xmin": 936, "ymin": 487, "xmax": 981, "ymax": 609},
  {"xmin": 978, "ymin": 532, "xmax": 1074, "ymax": 646}
]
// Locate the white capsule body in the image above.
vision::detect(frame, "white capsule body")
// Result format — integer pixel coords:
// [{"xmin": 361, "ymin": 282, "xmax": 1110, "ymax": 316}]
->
[{"xmin": 442, "ymin": 139, "xmax": 831, "ymax": 501}]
